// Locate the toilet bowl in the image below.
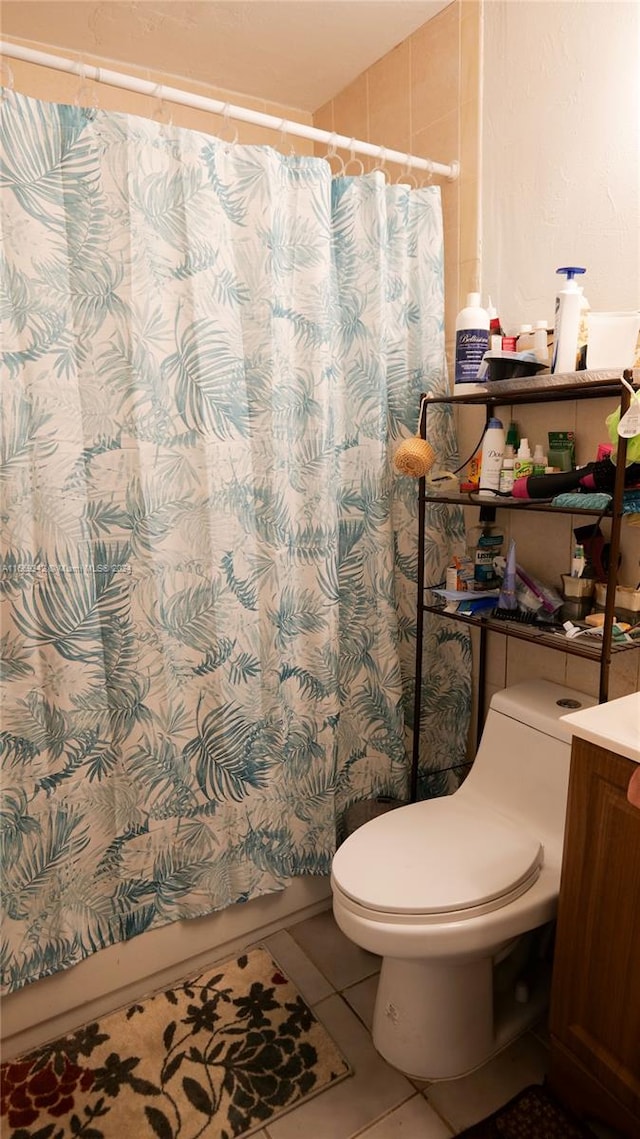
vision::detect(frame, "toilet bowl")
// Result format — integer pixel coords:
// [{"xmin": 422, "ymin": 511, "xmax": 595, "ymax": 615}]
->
[{"xmin": 331, "ymin": 679, "xmax": 597, "ymax": 1080}]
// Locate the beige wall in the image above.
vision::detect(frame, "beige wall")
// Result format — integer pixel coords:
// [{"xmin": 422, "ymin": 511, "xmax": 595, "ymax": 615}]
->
[
  {"xmin": 482, "ymin": 0, "xmax": 639, "ymax": 329},
  {"xmin": 313, "ymin": 0, "xmax": 481, "ymax": 375},
  {"xmin": 473, "ymin": 0, "xmax": 640, "ymax": 714}
]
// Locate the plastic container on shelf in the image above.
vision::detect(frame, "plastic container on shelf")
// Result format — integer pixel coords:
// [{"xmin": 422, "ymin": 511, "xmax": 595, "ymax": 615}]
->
[
  {"xmin": 594, "ymin": 582, "xmax": 640, "ymax": 616},
  {"xmin": 516, "ymin": 324, "xmax": 534, "ymax": 352},
  {"xmin": 514, "ymin": 438, "xmax": 533, "ymax": 479},
  {"xmin": 576, "ymin": 287, "xmax": 590, "ymax": 369},
  {"xmin": 532, "ymin": 444, "xmax": 547, "ymax": 476},
  {"xmin": 533, "ymin": 320, "xmax": 549, "ymax": 364},
  {"xmin": 499, "ymin": 455, "xmax": 515, "ymax": 495},
  {"xmin": 487, "ymin": 299, "xmax": 504, "ymax": 353},
  {"xmin": 571, "ymin": 543, "xmax": 586, "ymax": 578},
  {"xmin": 587, "ymin": 311, "xmax": 640, "ymax": 370}
]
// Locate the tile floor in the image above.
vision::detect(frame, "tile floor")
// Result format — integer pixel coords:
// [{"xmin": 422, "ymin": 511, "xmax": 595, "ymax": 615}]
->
[{"xmin": 249, "ymin": 907, "xmax": 551, "ymax": 1138}]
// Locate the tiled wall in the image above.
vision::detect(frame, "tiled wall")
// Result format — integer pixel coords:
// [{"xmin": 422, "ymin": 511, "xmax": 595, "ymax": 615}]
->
[
  {"xmin": 8, "ymin": 1, "xmax": 479, "ymax": 366},
  {"xmin": 5, "ymin": 53, "xmax": 316, "ymax": 152},
  {"xmin": 312, "ymin": 0, "xmax": 481, "ymax": 376}
]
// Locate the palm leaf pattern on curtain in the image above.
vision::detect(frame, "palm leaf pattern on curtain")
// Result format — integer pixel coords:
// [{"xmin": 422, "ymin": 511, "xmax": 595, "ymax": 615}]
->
[
  {"xmin": 11, "ymin": 545, "xmax": 131, "ymax": 663},
  {"xmin": 0, "ymin": 89, "xmax": 469, "ymax": 994}
]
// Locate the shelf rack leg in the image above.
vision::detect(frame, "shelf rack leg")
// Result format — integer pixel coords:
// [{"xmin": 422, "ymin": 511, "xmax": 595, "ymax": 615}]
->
[
  {"xmin": 410, "ymin": 395, "xmax": 428, "ymax": 803},
  {"xmin": 477, "ymin": 623, "xmax": 487, "ymax": 746},
  {"xmin": 598, "ymin": 376, "xmax": 631, "ymax": 703}
]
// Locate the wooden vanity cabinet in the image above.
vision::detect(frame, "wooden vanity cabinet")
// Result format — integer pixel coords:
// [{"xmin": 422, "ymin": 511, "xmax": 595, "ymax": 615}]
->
[{"xmin": 549, "ymin": 737, "xmax": 640, "ymax": 1137}]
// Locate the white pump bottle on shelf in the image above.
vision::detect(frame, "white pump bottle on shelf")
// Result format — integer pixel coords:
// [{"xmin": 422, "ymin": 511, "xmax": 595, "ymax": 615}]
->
[{"xmin": 552, "ymin": 267, "xmax": 585, "ymax": 373}]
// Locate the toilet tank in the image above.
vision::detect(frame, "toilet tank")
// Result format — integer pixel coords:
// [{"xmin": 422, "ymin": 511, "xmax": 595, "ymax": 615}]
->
[{"xmin": 459, "ymin": 680, "xmax": 598, "ymax": 860}]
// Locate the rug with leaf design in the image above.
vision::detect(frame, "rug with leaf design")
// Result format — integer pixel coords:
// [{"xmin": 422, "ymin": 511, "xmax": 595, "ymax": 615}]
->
[{"xmin": 0, "ymin": 947, "xmax": 352, "ymax": 1139}]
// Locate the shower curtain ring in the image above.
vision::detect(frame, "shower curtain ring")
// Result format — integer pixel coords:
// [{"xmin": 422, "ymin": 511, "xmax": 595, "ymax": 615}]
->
[
  {"xmin": 279, "ymin": 118, "xmax": 295, "ymax": 156},
  {"xmin": 371, "ymin": 146, "xmax": 388, "ymax": 176},
  {"xmin": 219, "ymin": 103, "xmax": 239, "ymax": 147},
  {"xmin": 395, "ymin": 154, "xmax": 417, "ymax": 188},
  {"xmin": 325, "ymin": 132, "xmax": 345, "ymax": 177},
  {"xmin": 151, "ymin": 83, "xmax": 173, "ymax": 127},
  {"xmin": 73, "ymin": 60, "xmax": 99, "ymax": 110},
  {"xmin": 344, "ymin": 139, "xmax": 364, "ymax": 177}
]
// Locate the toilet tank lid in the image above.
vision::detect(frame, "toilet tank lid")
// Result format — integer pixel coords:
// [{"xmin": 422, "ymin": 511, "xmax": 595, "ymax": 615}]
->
[{"xmin": 488, "ymin": 680, "xmax": 597, "ymax": 743}]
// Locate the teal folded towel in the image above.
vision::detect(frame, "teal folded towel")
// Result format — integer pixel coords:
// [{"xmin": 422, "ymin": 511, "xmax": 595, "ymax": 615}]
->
[
  {"xmin": 552, "ymin": 492, "xmax": 612, "ymax": 510},
  {"xmin": 552, "ymin": 490, "xmax": 640, "ymax": 512},
  {"xmin": 623, "ymin": 490, "xmax": 640, "ymax": 514}
]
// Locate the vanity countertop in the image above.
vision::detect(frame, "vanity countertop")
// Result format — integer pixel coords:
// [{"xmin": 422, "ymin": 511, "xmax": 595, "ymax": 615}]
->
[{"xmin": 561, "ymin": 692, "xmax": 640, "ymax": 765}]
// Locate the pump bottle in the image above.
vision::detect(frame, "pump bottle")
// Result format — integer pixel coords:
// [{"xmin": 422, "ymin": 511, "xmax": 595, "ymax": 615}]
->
[
  {"xmin": 532, "ymin": 444, "xmax": 547, "ymax": 475},
  {"xmin": 552, "ymin": 267, "xmax": 585, "ymax": 374},
  {"xmin": 514, "ymin": 438, "xmax": 533, "ymax": 479}
]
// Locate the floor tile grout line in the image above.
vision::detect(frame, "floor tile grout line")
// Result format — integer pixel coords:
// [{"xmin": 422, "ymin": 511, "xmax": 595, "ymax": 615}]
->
[
  {"xmin": 286, "ymin": 925, "xmax": 381, "ymax": 998},
  {"xmin": 420, "ymin": 1088, "xmax": 461, "ymax": 1136},
  {"xmin": 345, "ymin": 1091, "xmax": 432, "ymax": 1139},
  {"xmin": 337, "ymin": 992, "xmax": 378, "ymax": 1036}
]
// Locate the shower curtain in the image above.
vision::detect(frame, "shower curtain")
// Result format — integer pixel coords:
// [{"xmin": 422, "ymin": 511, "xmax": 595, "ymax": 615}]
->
[{"xmin": 0, "ymin": 90, "xmax": 470, "ymax": 994}]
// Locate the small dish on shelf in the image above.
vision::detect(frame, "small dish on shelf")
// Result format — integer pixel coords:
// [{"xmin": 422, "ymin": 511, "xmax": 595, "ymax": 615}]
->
[{"xmin": 480, "ymin": 352, "xmax": 549, "ymax": 382}]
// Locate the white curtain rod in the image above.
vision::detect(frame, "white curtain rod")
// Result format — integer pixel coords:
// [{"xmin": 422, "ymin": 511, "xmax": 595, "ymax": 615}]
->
[{"xmin": 0, "ymin": 40, "xmax": 460, "ymax": 181}]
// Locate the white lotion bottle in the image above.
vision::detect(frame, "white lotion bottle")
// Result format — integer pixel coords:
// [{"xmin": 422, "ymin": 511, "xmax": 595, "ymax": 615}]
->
[
  {"xmin": 552, "ymin": 267, "xmax": 585, "ymax": 373},
  {"xmin": 478, "ymin": 416, "xmax": 505, "ymax": 498},
  {"xmin": 514, "ymin": 438, "xmax": 533, "ymax": 479},
  {"xmin": 532, "ymin": 444, "xmax": 547, "ymax": 475},
  {"xmin": 533, "ymin": 320, "xmax": 549, "ymax": 364},
  {"xmin": 455, "ymin": 292, "xmax": 490, "ymax": 384},
  {"xmin": 516, "ymin": 324, "xmax": 534, "ymax": 352}
]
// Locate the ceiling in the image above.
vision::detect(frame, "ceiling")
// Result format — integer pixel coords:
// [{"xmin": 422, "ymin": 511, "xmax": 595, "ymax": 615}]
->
[{"xmin": 1, "ymin": 1, "xmax": 451, "ymax": 111}]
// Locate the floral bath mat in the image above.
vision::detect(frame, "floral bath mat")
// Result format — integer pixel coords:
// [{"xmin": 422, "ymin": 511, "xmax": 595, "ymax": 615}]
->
[{"xmin": 0, "ymin": 947, "xmax": 351, "ymax": 1138}]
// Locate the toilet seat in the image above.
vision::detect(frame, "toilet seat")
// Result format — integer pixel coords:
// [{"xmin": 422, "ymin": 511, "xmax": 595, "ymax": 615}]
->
[{"xmin": 332, "ymin": 796, "xmax": 543, "ymax": 922}]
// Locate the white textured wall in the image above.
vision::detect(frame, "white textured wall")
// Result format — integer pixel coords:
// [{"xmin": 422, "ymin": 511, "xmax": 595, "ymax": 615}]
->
[{"xmin": 481, "ymin": 0, "xmax": 640, "ymax": 335}]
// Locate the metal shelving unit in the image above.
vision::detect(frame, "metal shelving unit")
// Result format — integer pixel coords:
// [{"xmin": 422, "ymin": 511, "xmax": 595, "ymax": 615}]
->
[{"xmin": 410, "ymin": 370, "xmax": 639, "ymax": 798}]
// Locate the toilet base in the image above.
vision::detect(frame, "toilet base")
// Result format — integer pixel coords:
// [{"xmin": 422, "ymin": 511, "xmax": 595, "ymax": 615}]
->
[
  {"xmin": 371, "ymin": 936, "xmax": 551, "ymax": 1081},
  {"xmin": 373, "ymin": 955, "xmax": 494, "ymax": 1080}
]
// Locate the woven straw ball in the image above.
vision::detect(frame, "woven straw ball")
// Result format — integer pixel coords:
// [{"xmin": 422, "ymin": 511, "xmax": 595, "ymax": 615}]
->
[{"xmin": 393, "ymin": 436, "xmax": 436, "ymax": 477}]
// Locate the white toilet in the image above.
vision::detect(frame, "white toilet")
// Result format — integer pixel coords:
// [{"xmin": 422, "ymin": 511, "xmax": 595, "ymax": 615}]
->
[{"xmin": 331, "ymin": 679, "xmax": 597, "ymax": 1081}]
